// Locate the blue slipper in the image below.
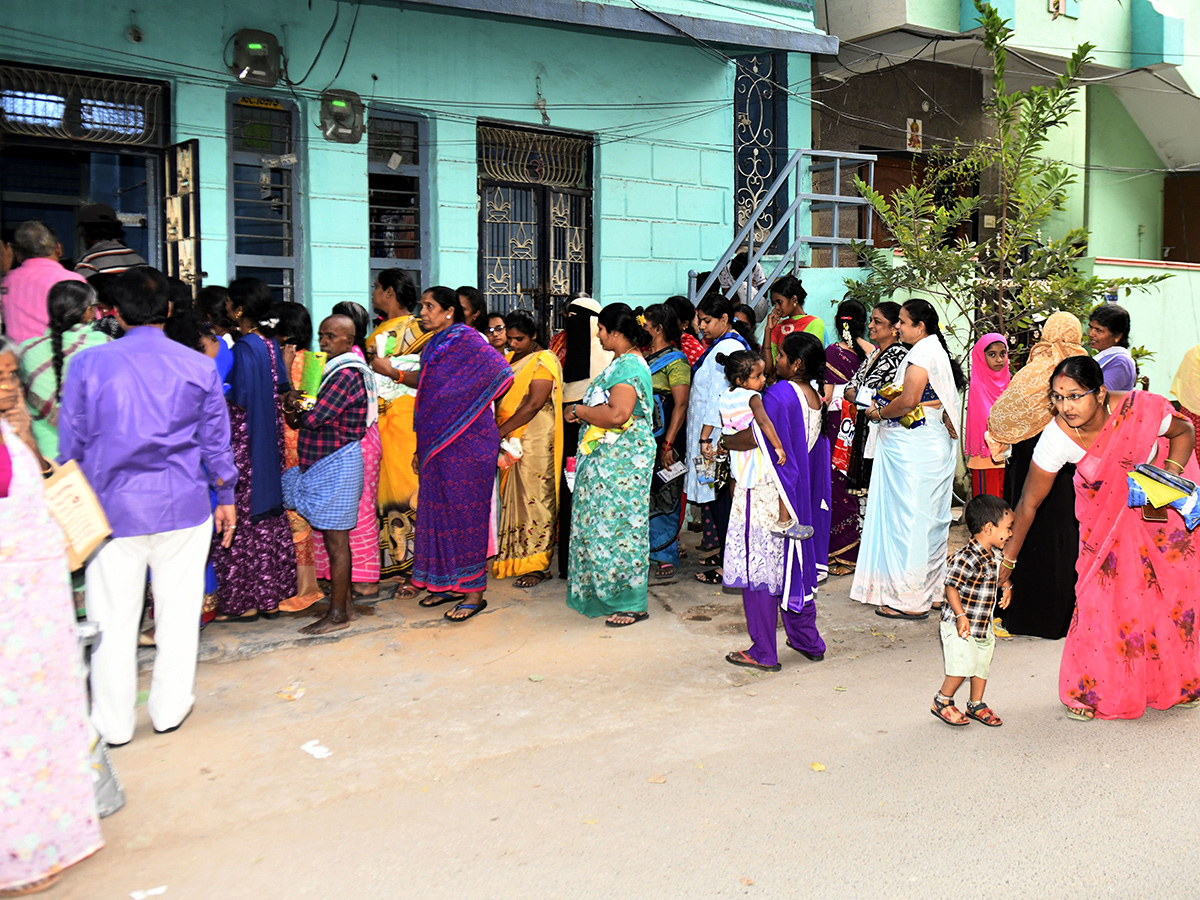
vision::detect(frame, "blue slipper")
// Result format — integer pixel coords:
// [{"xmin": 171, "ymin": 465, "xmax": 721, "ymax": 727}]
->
[{"xmin": 445, "ymin": 599, "xmax": 487, "ymax": 621}]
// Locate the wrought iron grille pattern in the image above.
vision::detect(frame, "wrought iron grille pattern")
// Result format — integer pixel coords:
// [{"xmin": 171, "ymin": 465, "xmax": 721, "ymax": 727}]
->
[
  {"xmin": 0, "ymin": 65, "xmax": 163, "ymax": 146},
  {"xmin": 734, "ymin": 54, "xmax": 788, "ymax": 253},
  {"xmin": 479, "ymin": 125, "xmax": 592, "ymax": 335}
]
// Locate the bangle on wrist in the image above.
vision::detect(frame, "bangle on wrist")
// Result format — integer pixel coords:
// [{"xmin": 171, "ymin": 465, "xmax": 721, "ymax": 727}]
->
[
  {"xmin": 1001, "ymin": 556, "xmax": 1016, "ymax": 570},
  {"xmin": 1165, "ymin": 458, "xmax": 1185, "ymax": 472},
  {"xmin": 955, "ymin": 613, "xmax": 967, "ymax": 619},
  {"xmin": 700, "ymin": 438, "xmax": 712, "ymax": 444}
]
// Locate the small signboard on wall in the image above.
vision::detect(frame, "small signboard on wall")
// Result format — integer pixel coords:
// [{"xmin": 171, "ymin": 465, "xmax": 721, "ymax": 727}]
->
[{"xmin": 906, "ymin": 118, "xmax": 923, "ymax": 152}]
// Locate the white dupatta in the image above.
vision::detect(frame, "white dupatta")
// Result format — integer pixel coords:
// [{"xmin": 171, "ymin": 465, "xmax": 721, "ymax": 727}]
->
[{"xmin": 894, "ymin": 334, "xmax": 960, "ymax": 436}]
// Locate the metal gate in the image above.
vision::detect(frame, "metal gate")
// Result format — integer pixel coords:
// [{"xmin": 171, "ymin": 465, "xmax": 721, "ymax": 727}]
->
[{"xmin": 478, "ymin": 125, "xmax": 591, "ymax": 336}]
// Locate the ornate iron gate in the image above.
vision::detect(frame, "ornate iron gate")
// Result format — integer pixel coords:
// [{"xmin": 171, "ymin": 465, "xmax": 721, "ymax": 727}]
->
[
  {"xmin": 734, "ymin": 53, "xmax": 789, "ymax": 254},
  {"xmin": 478, "ymin": 125, "xmax": 592, "ymax": 336}
]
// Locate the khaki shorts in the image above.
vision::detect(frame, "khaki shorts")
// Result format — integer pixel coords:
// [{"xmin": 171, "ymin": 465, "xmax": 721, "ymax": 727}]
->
[{"xmin": 940, "ymin": 620, "xmax": 995, "ymax": 679}]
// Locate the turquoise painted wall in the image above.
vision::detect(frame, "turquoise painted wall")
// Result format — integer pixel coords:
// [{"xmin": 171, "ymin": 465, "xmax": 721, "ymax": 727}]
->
[
  {"xmin": 1085, "ymin": 86, "xmax": 1165, "ymax": 261},
  {"xmin": 1, "ymin": 0, "xmax": 793, "ymax": 317}
]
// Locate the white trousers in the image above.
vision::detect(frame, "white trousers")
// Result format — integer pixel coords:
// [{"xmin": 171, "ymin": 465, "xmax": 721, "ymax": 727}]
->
[{"xmin": 85, "ymin": 516, "xmax": 211, "ymax": 744}]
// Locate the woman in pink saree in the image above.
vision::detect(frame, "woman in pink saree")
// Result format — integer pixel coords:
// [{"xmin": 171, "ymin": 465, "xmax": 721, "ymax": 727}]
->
[{"xmin": 1003, "ymin": 356, "xmax": 1200, "ymax": 720}]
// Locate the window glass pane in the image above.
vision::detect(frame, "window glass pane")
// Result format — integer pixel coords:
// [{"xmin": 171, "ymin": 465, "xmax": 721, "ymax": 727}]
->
[
  {"xmin": 232, "ymin": 103, "xmax": 291, "ymax": 156},
  {"xmin": 368, "ymin": 117, "xmax": 418, "ymax": 167},
  {"xmin": 369, "ymin": 173, "xmax": 420, "ymax": 261},
  {"xmin": 235, "ymin": 266, "xmax": 292, "ymax": 304},
  {"xmin": 1, "ymin": 90, "xmax": 65, "ymax": 127},
  {"xmin": 233, "ymin": 163, "xmax": 292, "ymax": 256},
  {"xmin": 81, "ymin": 99, "xmax": 145, "ymax": 136}
]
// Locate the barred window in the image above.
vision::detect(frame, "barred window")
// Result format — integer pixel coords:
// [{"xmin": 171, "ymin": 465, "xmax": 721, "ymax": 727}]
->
[
  {"xmin": 228, "ymin": 96, "xmax": 300, "ymax": 302},
  {"xmin": 368, "ymin": 111, "xmax": 429, "ymax": 292}
]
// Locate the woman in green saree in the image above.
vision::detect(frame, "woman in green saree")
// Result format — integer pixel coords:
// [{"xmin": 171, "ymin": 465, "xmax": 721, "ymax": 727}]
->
[{"xmin": 564, "ymin": 303, "xmax": 656, "ymax": 626}]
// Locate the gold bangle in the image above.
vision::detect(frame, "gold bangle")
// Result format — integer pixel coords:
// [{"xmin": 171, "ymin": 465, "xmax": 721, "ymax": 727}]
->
[{"xmin": 1165, "ymin": 458, "xmax": 1185, "ymax": 472}]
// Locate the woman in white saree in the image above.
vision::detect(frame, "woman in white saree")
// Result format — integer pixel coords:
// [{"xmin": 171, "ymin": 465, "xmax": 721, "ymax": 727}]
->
[{"xmin": 851, "ymin": 298, "xmax": 966, "ymax": 619}]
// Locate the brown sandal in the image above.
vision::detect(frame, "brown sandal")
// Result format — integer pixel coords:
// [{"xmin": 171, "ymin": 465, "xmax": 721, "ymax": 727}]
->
[
  {"xmin": 932, "ymin": 693, "xmax": 968, "ymax": 726},
  {"xmin": 966, "ymin": 701, "xmax": 1002, "ymax": 727}
]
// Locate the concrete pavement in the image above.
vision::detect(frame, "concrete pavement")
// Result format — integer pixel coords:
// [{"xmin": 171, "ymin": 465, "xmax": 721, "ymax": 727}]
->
[{"xmin": 71, "ymin": 525, "xmax": 1200, "ymax": 899}]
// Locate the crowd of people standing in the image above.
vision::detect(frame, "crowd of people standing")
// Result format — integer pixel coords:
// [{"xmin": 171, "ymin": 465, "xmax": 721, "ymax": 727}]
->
[{"xmin": 2, "ymin": 213, "xmax": 1200, "ymax": 893}]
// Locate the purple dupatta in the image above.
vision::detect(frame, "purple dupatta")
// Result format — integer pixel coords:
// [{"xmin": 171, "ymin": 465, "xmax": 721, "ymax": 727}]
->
[
  {"xmin": 761, "ymin": 380, "xmax": 832, "ymax": 611},
  {"xmin": 415, "ymin": 323, "xmax": 514, "ymax": 465}
]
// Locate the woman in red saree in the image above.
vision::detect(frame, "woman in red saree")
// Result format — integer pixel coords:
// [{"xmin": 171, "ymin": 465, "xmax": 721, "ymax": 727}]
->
[{"xmin": 1003, "ymin": 356, "xmax": 1200, "ymax": 720}]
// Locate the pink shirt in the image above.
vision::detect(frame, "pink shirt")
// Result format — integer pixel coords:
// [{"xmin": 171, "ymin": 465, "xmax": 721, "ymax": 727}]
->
[{"xmin": 0, "ymin": 258, "xmax": 87, "ymax": 343}]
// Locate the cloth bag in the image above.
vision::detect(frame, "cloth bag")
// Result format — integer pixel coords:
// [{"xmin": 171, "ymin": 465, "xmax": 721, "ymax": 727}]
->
[{"xmin": 43, "ymin": 460, "xmax": 111, "ymax": 570}]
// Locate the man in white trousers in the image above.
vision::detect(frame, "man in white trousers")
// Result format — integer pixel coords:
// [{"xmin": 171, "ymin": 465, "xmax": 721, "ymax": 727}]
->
[{"xmin": 58, "ymin": 267, "xmax": 237, "ymax": 745}]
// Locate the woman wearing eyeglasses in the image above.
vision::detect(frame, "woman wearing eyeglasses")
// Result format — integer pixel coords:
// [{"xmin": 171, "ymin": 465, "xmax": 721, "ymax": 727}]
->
[{"xmin": 1002, "ymin": 355, "xmax": 1199, "ymax": 721}]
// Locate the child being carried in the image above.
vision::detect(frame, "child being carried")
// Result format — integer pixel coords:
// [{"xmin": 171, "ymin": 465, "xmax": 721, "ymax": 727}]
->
[{"xmin": 716, "ymin": 350, "xmax": 808, "ymax": 539}]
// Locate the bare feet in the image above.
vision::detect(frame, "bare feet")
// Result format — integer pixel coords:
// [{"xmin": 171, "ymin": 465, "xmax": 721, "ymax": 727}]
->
[
  {"xmin": 299, "ymin": 606, "xmax": 358, "ymax": 635},
  {"xmin": 353, "ymin": 582, "xmax": 381, "ymax": 598}
]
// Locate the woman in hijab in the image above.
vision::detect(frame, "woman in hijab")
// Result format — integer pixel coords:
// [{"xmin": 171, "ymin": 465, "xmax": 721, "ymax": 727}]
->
[
  {"xmin": 1171, "ymin": 344, "xmax": 1200, "ymax": 467},
  {"xmin": 553, "ymin": 294, "xmax": 613, "ymax": 581},
  {"xmin": 964, "ymin": 333, "xmax": 1011, "ymax": 497},
  {"xmin": 985, "ymin": 312, "xmax": 1086, "ymax": 638}
]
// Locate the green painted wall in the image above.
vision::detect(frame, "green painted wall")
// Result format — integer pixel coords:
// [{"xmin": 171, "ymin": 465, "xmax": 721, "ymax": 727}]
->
[
  {"xmin": 1085, "ymin": 86, "xmax": 1165, "ymax": 261},
  {"xmin": 1, "ymin": 0, "xmax": 816, "ymax": 317}
]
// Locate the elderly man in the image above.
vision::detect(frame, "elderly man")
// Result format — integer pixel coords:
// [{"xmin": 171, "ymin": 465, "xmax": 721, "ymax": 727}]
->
[
  {"xmin": 58, "ymin": 267, "xmax": 237, "ymax": 745},
  {"xmin": 283, "ymin": 314, "xmax": 372, "ymax": 636},
  {"xmin": 0, "ymin": 220, "xmax": 87, "ymax": 342}
]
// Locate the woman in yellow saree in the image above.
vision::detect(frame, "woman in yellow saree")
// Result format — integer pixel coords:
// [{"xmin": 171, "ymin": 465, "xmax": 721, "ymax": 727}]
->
[
  {"xmin": 368, "ymin": 269, "xmax": 431, "ymax": 597},
  {"xmin": 493, "ymin": 310, "xmax": 563, "ymax": 586}
]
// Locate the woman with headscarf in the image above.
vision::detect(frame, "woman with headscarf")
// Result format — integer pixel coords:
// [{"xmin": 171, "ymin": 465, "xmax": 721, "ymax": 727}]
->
[
  {"xmin": 552, "ymin": 294, "xmax": 613, "ymax": 581},
  {"xmin": 964, "ymin": 332, "xmax": 1011, "ymax": 498},
  {"xmin": 986, "ymin": 312, "xmax": 1086, "ymax": 638},
  {"xmin": 210, "ymin": 277, "xmax": 297, "ymax": 621},
  {"xmin": 368, "ymin": 269, "xmax": 431, "ymax": 597},
  {"xmin": 851, "ymin": 299, "xmax": 966, "ymax": 619},
  {"xmin": 1171, "ymin": 344, "xmax": 1200, "ymax": 467}
]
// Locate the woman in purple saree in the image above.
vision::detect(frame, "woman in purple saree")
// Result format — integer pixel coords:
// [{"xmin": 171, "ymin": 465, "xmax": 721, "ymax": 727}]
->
[
  {"xmin": 724, "ymin": 332, "xmax": 832, "ymax": 671},
  {"xmin": 409, "ymin": 287, "xmax": 514, "ymax": 622}
]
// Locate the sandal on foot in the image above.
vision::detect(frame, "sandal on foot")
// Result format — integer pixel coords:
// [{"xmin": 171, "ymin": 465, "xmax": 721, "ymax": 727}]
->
[
  {"xmin": 785, "ymin": 639, "xmax": 824, "ymax": 661},
  {"xmin": 396, "ymin": 584, "xmax": 421, "ymax": 600},
  {"xmin": 695, "ymin": 568, "xmax": 723, "ymax": 585},
  {"xmin": 654, "ymin": 563, "xmax": 676, "ymax": 578},
  {"xmin": 1177, "ymin": 698, "xmax": 1200, "ymax": 709},
  {"xmin": 932, "ymin": 693, "xmax": 968, "ymax": 726},
  {"xmin": 876, "ymin": 605, "xmax": 929, "ymax": 620},
  {"xmin": 605, "ymin": 611, "xmax": 649, "ymax": 628},
  {"xmin": 1065, "ymin": 706, "xmax": 1095, "ymax": 721},
  {"xmin": 514, "ymin": 571, "xmax": 550, "ymax": 589},
  {"xmin": 445, "ymin": 599, "xmax": 487, "ymax": 621},
  {"xmin": 419, "ymin": 592, "xmax": 464, "ymax": 608},
  {"xmin": 966, "ymin": 701, "xmax": 1002, "ymax": 727},
  {"xmin": 213, "ymin": 611, "xmax": 259, "ymax": 623},
  {"xmin": 828, "ymin": 563, "xmax": 854, "ymax": 577},
  {"xmin": 725, "ymin": 650, "xmax": 781, "ymax": 672}
]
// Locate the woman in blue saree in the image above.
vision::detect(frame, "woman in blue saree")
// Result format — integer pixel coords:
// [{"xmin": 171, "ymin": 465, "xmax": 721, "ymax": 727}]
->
[
  {"xmin": 210, "ymin": 277, "xmax": 296, "ymax": 620},
  {"xmin": 409, "ymin": 286, "xmax": 514, "ymax": 622}
]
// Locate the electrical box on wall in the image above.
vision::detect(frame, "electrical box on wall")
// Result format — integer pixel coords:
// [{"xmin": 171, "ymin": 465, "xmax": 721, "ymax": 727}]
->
[
  {"xmin": 320, "ymin": 90, "xmax": 364, "ymax": 143},
  {"xmin": 231, "ymin": 30, "xmax": 281, "ymax": 87}
]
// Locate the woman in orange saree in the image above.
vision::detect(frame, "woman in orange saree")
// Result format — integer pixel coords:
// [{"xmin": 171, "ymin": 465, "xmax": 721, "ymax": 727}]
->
[
  {"xmin": 1003, "ymin": 356, "xmax": 1200, "ymax": 720},
  {"xmin": 368, "ymin": 269, "xmax": 431, "ymax": 598},
  {"xmin": 492, "ymin": 310, "xmax": 563, "ymax": 585}
]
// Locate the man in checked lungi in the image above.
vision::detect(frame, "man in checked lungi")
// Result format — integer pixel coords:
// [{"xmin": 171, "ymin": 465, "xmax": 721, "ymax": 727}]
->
[{"xmin": 282, "ymin": 314, "xmax": 373, "ymax": 635}]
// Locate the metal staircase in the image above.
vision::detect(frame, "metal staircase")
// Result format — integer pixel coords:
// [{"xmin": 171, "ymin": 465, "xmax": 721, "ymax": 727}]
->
[{"xmin": 689, "ymin": 148, "xmax": 878, "ymax": 312}]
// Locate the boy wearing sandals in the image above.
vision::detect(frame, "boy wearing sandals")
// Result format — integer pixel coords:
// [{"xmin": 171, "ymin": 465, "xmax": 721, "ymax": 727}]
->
[{"xmin": 932, "ymin": 494, "xmax": 1013, "ymax": 727}]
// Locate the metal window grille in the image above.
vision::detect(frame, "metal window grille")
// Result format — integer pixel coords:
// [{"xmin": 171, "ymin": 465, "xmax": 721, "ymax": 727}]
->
[
  {"xmin": 228, "ymin": 96, "xmax": 300, "ymax": 302},
  {"xmin": 368, "ymin": 111, "xmax": 429, "ymax": 291},
  {"xmin": 0, "ymin": 64, "xmax": 164, "ymax": 146},
  {"xmin": 734, "ymin": 54, "xmax": 789, "ymax": 254}
]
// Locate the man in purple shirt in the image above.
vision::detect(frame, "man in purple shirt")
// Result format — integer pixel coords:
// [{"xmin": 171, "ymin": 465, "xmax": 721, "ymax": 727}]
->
[
  {"xmin": 0, "ymin": 220, "xmax": 87, "ymax": 342},
  {"xmin": 58, "ymin": 267, "xmax": 238, "ymax": 745}
]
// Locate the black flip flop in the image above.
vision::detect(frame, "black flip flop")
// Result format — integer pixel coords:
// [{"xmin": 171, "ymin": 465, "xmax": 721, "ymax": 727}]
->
[
  {"xmin": 605, "ymin": 611, "xmax": 649, "ymax": 628},
  {"xmin": 213, "ymin": 612, "xmax": 259, "ymax": 623},
  {"xmin": 445, "ymin": 599, "xmax": 487, "ymax": 621},
  {"xmin": 419, "ymin": 592, "xmax": 464, "ymax": 608},
  {"xmin": 875, "ymin": 605, "xmax": 929, "ymax": 620}
]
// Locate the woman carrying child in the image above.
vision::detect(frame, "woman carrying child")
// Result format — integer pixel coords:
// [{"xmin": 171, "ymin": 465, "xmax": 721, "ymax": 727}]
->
[{"xmin": 723, "ymin": 333, "xmax": 831, "ymax": 671}]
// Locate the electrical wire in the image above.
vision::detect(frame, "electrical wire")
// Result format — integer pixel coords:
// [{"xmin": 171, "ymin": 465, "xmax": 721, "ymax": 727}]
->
[
  {"xmin": 286, "ymin": 0, "xmax": 341, "ymax": 86},
  {"xmin": 320, "ymin": 0, "xmax": 361, "ymax": 92}
]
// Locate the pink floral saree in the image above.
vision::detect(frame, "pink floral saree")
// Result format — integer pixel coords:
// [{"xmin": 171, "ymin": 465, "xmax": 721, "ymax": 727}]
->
[{"xmin": 1063, "ymin": 391, "xmax": 1200, "ymax": 719}]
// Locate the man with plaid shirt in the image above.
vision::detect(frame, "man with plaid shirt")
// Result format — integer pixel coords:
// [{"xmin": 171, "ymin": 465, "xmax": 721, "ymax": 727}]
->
[
  {"xmin": 931, "ymin": 494, "xmax": 1014, "ymax": 727},
  {"xmin": 283, "ymin": 314, "xmax": 372, "ymax": 636}
]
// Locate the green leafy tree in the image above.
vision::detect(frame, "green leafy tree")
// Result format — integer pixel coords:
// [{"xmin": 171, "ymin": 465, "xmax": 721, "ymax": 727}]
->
[{"xmin": 844, "ymin": 0, "xmax": 1166, "ymax": 355}]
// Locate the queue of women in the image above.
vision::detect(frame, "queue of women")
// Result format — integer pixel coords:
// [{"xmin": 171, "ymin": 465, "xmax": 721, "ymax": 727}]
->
[{"xmin": 3, "ymin": 249, "xmax": 1200, "ymax": 894}]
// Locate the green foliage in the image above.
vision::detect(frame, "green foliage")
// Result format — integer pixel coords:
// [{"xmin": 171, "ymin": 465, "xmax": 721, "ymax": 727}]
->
[{"xmin": 844, "ymin": 0, "xmax": 1167, "ymax": 352}]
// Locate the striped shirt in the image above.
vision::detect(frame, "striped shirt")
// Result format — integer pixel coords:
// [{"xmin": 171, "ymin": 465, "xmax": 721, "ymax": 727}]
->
[{"xmin": 74, "ymin": 240, "xmax": 147, "ymax": 277}]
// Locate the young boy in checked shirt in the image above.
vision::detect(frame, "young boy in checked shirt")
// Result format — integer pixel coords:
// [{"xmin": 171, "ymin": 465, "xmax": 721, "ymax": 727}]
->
[{"xmin": 932, "ymin": 494, "xmax": 1014, "ymax": 727}]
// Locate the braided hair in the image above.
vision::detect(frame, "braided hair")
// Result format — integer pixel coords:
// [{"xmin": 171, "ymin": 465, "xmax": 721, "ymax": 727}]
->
[{"xmin": 46, "ymin": 280, "xmax": 97, "ymax": 402}]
